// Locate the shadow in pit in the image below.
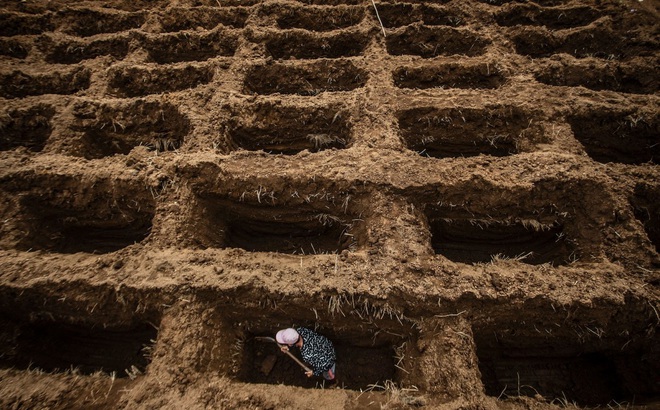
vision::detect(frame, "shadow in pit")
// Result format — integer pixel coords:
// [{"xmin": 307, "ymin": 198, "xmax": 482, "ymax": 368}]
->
[
  {"xmin": 0, "ymin": 319, "xmax": 157, "ymax": 377},
  {"xmin": 225, "ymin": 102, "xmax": 351, "ymax": 155},
  {"xmin": 568, "ymin": 110, "xmax": 658, "ymax": 165},
  {"xmin": 10, "ymin": 176, "xmax": 155, "ymax": 254},
  {"xmin": 68, "ymin": 100, "xmax": 190, "ymax": 159},
  {"xmin": 631, "ymin": 183, "xmax": 660, "ymax": 255},
  {"xmin": 397, "ymin": 106, "xmax": 540, "ymax": 159},
  {"xmin": 0, "ymin": 104, "xmax": 54, "ymax": 152},
  {"xmin": 423, "ymin": 199, "xmax": 576, "ymax": 266},
  {"xmin": 475, "ymin": 332, "xmax": 660, "ymax": 407},
  {"xmin": 191, "ymin": 197, "xmax": 364, "ymax": 255}
]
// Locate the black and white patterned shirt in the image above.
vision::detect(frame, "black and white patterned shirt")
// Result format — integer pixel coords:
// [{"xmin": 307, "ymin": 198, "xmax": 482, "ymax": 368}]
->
[{"xmin": 295, "ymin": 327, "xmax": 336, "ymax": 376}]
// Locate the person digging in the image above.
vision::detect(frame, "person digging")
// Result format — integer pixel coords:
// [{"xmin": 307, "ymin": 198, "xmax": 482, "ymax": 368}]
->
[{"xmin": 276, "ymin": 327, "xmax": 337, "ymax": 386}]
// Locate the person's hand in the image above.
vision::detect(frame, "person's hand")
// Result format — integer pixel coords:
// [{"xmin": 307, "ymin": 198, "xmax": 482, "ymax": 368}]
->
[
  {"xmin": 280, "ymin": 345, "xmax": 289, "ymax": 353},
  {"xmin": 305, "ymin": 370, "xmax": 313, "ymax": 377}
]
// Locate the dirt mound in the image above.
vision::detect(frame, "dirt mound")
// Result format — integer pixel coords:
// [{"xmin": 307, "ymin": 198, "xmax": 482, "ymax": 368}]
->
[{"xmin": 1, "ymin": 0, "xmax": 659, "ymax": 408}]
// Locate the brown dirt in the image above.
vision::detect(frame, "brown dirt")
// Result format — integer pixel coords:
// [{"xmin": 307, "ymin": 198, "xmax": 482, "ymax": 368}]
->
[{"xmin": 1, "ymin": 0, "xmax": 659, "ymax": 408}]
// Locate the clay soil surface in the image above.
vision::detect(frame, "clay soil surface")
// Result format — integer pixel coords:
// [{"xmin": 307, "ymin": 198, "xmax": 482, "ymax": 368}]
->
[{"xmin": 1, "ymin": 0, "xmax": 659, "ymax": 408}]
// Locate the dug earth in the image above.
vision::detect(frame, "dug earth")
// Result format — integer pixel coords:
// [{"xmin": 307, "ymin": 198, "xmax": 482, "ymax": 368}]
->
[{"xmin": 0, "ymin": 0, "xmax": 658, "ymax": 408}]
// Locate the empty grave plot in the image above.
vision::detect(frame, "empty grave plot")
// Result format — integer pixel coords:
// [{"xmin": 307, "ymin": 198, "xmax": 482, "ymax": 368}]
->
[
  {"xmin": 293, "ymin": 0, "xmax": 364, "ymax": 5},
  {"xmin": 386, "ymin": 26, "xmax": 489, "ymax": 58},
  {"xmin": 226, "ymin": 102, "xmax": 351, "ymax": 154},
  {"xmin": 0, "ymin": 38, "xmax": 30, "ymax": 59},
  {"xmin": 0, "ymin": 67, "xmax": 90, "ymax": 99},
  {"xmin": 41, "ymin": 36, "xmax": 130, "ymax": 64},
  {"xmin": 424, "ymin": 204, "xmax": 575, "ymax": 265},
  {"xmin": 534, "ymin": 58, "xmax": 660, "ymax": 95},
  {"xmin": 192, "ymin": 197, "xmax": 363, "ymax": 254},
  {"xmin": 107, "ymin": 64, "xmax": 214, "ymax": 97},
  {"xmin": 373, "ymin": 3, "xmax": 465, "ymax": 28},
  {"xmin": 567, "ymin": 110, "xmax": 659, "ymax": 165},
  {"xmin": 510, "ymin": 25, "xmax": 658, "ymax": 61},
  {"xmin": 477, "ymin": 0, "xmax": 569, "ymax": 5},
  {"xmin": 12, "ymin": 179, "xmax": 155, "ymax": 254},
  {"xmin": 67, "ymin": 100, "xmax": 190, "ymax": 159},
  {"xmin": 143, "ymin": 30, "xmax": 237, "ymax": 64},
  {"xmin": 494, "ymin": 4, "xmax": 602, "ymax": 30},
  {"xmin": 397, "ymin": 106, "xmax": 540, "ymax": 158},
  {"xmin": 188, "ymin": 0, "xmax": 260, "ymax": 6},
  {"xmin": 631, "ymin": 183, "xmax": 660, "ymax": 254},
  {"xmin": 54, "ymin": 8, "xmax": 146, "ymax": 37},
  {"xmin": 0, "ymin": 317, "xmax": 157, "ymax": 377},
  {"xmin": 243, "ymin": 60, "xmax": 366, "ymax": 95},
  {"xmin": 474, "ymin": 325, "xmax": 660, "ymax": 406},
  {"xmin": 0, "ymin": 11, "xmax": 53, "ymax": 36},
  {"xmin": 264, "ymin": 31, "xmax": 368, "ymax": 60},
  {"xmin": 394, "ymin": 61, "xmax": 506, "ymax": 90},
  {"xmin": 158, "ymin": 7, "xmax": 249, "ymax": 32},
  {"xmin": 0, "ymin": 104, "xmax": 55, "ymax": 152},
  {"xmin": 275, "ymin": 5, "xmax": 364, "ymax": 31}
]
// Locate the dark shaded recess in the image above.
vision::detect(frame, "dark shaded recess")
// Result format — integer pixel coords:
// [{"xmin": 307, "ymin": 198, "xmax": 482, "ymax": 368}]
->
[
  {"xmin": 394, "ymin": 63, "xmax": 506, "ymax": 90},
  {"xmin": 477, "ymin": 0, "xmax": 570, "ymax": 6},
  {"xmin": 159, "ymin": 7, "xmax": 249, "ymax": 32},
  {"xmin": 234, "ymin": 213, "xmax": 348, "ymax": 253},
  {"xmin": 475, "ymin": 333, "xmax": 660, "ymax": 406},
  {"xmin": 243, "ymin": 60, "xmax": 366, "ymax": 95},
  {"xmin": 70, "ymin": 100, "xmax": 190, "ymax": 159},
  {"xmin": 265, "ymin": 31, "xmax": 367, "ymax": 60},
  {"xmin": 145, "ymin": 31, "xmax": 237, "ymax": 63},
  {"xmin": 196, "ymin": 199, "xmax": 360, "ymax": 254},
  {"xmin": 567, "ymin": 111, "xmax": 659, "ymax": 165},
  {"xmin": 0, "ymin": 105, "xmax": 55, "ymax": 152},
  {"xmin": 379, "ymin": 0, "xmax": 452, "ymax": 4},
  {"xmin": 495, "ymin": 5, "xmax": 601, "ymax": 29},
  {"xmin": 43, "ymin": 37, "xmax": 130, "ymax": 64},
  {"xmin": 397, "ymin": 107, "xmax": 533, "ymax": 158},
  {"xmin": 16, "ymin": 194, "xmax": 154, "ymax": 254},
  {"xmin": 0, "ymin": 0, "xmax": 169, "ymax": 12},
  {"xmin": 276, "ymin": 6, "xmax": 364, "ymax": 31},
  {"xmin": 227, "ymin": 217, "xmax": 347, "ymax": 253},
  {"xmin": 376, "ymin": 3, "xmax": 416, "ymax": 27},
  {"xmin": 420, "ymin": 4, "xmax": 465, "ymax": 26},
  {"xmin": 511, "ymin": 27, "xmax": 657, "ymax": 60},
  {"xmin": 192, "ymin": 0, "xmax": 260, "ymax": 5},
  {"xmin": 0, "ymin": 38, "xmax": 30, "ymax": 59},
  {"xmin": 107, "ymin": 65, "xmax": 214, "ymax": 97},
  {"xmin": 227, "ymin": 103, "xmax": 350, "ymax": 155},
  {"xmin": 534, "ymin": 61, "xmax": 659, "ymax": 95},
  {"xmin": 56, "ymin": 9, "xmax": 145, "ymax": 37},
  {"xmin": 386, "ymin": 26, "xmax": 489, "ymax": 58},
  {"xmin": 294, "ymin": 0, "xmax": 363, "ymax": 5},
  {"xmin": 0, "ymin": 68, "xmax": 91, "ymax": 99},
  {"xmin": 0, "ymin": 320, "xmax": 157, "ymax": 377},
  {"xmin": 0, "ymin": 12, "xmax": 53, "ymax": 36},
  {"xmin": 240, "ymin": 335, "xmax": 396, "ymax": 390},
  {"xmin": 429, "ymin": 218, "xmax": 573, "ymax": 265},
  {"xmin": 631, "ymin": 183, "xmax": 660, "ymax": 253},
  {"xmin": 375, "ymin": 3, "xmax": 464, "ymax": 28}
]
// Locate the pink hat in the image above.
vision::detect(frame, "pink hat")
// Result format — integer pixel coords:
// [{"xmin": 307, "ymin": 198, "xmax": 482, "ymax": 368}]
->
[{"xmin": 276, "ymin": 328, "xmax": 299, "ymax": 345}]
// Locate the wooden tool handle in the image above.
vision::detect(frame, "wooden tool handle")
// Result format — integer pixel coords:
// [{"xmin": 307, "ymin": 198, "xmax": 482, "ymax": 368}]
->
[{"xmin": 284, "ymin": 350, "xmax": 312, "ymax": 373}]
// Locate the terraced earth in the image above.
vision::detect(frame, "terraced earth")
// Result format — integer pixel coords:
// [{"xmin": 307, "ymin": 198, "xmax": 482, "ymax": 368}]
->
[{"xmin": 0, "ymin": 0, "xmax": 659, "ymax": 408}]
